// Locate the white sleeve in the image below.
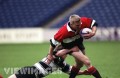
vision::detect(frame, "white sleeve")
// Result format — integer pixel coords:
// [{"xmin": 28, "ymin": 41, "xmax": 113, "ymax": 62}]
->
[{"xmin": 91, "ymin": 20, "xmax": 96, "ymax": 28}]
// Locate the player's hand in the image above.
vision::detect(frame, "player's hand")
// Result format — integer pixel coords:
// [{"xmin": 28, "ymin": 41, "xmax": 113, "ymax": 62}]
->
[
  {"xmin": 82, "ymin": 32, "xmax": 95, "ymax": 39},
  {"xmin": 47, "ymin": 54, "xmax": 54, "ymax": 60},
  {"xmin": 46, "ymin": 54, "xmax": 54, "ymax": 64}
]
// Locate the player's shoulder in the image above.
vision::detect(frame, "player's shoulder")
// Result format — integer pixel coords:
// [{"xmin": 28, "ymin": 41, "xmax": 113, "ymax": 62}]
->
[
  {"xmin": 55, "ymin": 23, "xmax": 69, "ymax": 37},
  {"xmin": 58, "ymin": 23, "xmax": 68, "ymax": 33},
  {"xmin": 80, "ymin": 17, "xmax": 93, "ymax": 22},
  {"xmin": 54, "ymin": 23, "xmax": 70, "ymax": 42},
  {"xmin": 80, "ymin": 17, "xmax": 96, "ymax": 29},
  {"xmin": 59, "ymin": 23, "xmax": 74, "ymax": 36}
]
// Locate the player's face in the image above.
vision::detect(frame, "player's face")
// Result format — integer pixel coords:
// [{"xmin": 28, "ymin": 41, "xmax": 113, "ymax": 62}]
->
[{"xmin": 72, "ymin": 20, "xmax": 81, "ymax": 31}]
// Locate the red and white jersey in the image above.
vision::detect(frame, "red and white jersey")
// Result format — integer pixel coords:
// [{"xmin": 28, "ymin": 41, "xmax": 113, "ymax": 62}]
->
[{"xmin": 51, "ymin": 17, "xmax": 96, "ymax": 46}]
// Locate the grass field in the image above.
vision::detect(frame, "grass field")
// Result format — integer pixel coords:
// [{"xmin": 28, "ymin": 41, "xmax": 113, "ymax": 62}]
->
[{"xmin": 0, "ymin": 41, "xmax": 120, "ymax": 78}]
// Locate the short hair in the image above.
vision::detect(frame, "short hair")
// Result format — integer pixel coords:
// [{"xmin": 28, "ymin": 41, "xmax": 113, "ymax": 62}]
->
[{"xmin": 69, "ymin": 14, "xmax": 80, "ymax": 24}]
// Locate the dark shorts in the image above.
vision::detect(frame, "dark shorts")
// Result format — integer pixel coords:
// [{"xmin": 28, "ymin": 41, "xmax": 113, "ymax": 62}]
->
[
  {"xmin": 15, "ymin": 66, "xmax": 44, "ymax": 78},
  {"xmin": 61, "ymin": 37, "xmax": 85, "ymax": 51}
]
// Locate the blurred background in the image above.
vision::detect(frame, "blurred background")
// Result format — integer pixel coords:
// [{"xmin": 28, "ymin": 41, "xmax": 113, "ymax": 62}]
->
[
  {"xmin": 0, "ymin": 0, "xmax": 120, "ymax": 78},
  {"xmin": 0, "ymin": 0, "xmax": 120, "ymax": 43}
]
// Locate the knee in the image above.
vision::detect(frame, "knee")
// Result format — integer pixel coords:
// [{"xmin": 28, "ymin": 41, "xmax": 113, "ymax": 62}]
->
[
  {"xmin": 84, "ymin": 58, "xmax": 91, "ymax": 67},
  {"xmin": 85, "ymin": 60, "xmax": 91, "ymax": 66}
]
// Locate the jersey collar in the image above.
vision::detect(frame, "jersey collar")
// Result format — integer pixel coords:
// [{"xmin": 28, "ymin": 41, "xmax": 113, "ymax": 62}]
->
[
  {"xmin": 67, "ymin": 22, "xmax": 82, "ymax": 32},
  {"xmin": 67, "ymin": 22, "xmax": 75, "ymax": 32}
]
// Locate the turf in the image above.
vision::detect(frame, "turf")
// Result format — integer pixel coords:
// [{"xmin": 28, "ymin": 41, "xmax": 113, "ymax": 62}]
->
[{"xmin": 0, "ymin": 41, "xmax": 120, "ymax": 78}]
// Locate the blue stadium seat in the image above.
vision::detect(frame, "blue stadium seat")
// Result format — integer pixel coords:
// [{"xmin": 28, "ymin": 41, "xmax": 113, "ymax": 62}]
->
[
  {"xmin": 0, "ymin": 0, "xmax": 79, "ymax": 28},
  {"xmin": 0, "ymin": 0, "xmax": 120, "ymax": 28},
  {"xmin": 51, "ymin": 0, "xmax": 120, "ymax": 28}
]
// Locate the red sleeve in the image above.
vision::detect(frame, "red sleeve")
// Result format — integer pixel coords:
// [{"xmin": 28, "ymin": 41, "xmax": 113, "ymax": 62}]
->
[
  {"xmin": 80, "ymin": 17, "xmax": 94, "ymax": 29},
  {"xmin": 54, "ymin": 25, "xmax": 68, "ymax": 42},
  {"xmin": 85, "ymin": 18, "xmax": 93, "ymax": 28}
]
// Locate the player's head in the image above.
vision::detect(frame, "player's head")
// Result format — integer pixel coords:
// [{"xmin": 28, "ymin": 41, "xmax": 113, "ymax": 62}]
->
[{"xmin": 69, "ymin": 14, "xmax": 81, "ymax": 31}]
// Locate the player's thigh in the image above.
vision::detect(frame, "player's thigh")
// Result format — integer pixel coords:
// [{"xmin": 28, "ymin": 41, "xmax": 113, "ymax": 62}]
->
[
  {"xmin": 71, "ymin": 50, "xmax": 89, "ymax": 64},
  {"xmin": 74, "ymin": 50, "xmax": 85, "ymax": 68}
]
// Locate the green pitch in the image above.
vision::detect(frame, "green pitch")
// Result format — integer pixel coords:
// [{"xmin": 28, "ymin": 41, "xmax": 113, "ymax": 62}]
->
[{"xmin": 0, "ymin": 41, "xmax": 120, "ymax": 78}]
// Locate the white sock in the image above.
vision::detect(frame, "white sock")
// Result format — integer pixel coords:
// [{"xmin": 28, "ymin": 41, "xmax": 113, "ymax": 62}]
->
[{"xmin": 8, "ymin": 74, "xmax": 17, "ymax": 78}]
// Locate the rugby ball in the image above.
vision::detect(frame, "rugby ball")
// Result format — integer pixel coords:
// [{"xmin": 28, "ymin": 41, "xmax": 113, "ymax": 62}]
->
[{"xmin": 80, "ymin": 28, "xmax": 92, "ymax": 34}]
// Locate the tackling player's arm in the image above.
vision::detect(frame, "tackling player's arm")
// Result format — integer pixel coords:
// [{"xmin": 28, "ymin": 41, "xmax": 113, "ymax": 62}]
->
[
  {"xmin": 47, "ymin": 43, "xmax": 64, "ymax": 64},
  {"xmin": 47, "ymin": 33, "xmax": 63, "ymax": 64},
  {"xmin": 47, "ymin": 27, "xmax": 67, "ymax": 64},
  {"xmin": 47, "ymin": 45, "xmax": 55, "ymax": 64}
]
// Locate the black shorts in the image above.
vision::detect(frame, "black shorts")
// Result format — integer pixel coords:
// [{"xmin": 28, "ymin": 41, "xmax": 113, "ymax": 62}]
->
[
  {"xmin": 15, "ymin": 66, "xmax": 44, "ymax": 78},
  {"xmin": 61, "ymin": 37, "xmax": 85, "ymax": 51}
]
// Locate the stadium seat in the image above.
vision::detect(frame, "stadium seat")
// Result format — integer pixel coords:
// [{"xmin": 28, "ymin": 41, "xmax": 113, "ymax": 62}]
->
[
  {"xmin": 51, "ymin": 0, "xmax": 120, "ymax": 28},
  {"xmin": 0, "ymin": 0, "xmax": 79, "ymax": 28},
  {"xmin": 0, "ymin": 0, "xmax": 119, "ymax": 28}
]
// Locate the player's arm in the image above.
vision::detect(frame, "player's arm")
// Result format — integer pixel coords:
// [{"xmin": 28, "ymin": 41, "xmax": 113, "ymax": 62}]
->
[
  {"xmin": 47, "ymin": 36, "xmax": 61, "ymax": 64},
  {"xmin": 88, "ymin": 25, "xmax": 97, "ymax": 37},
  {"xmin": 46, "ymin": 45, "xmax": 55, "ymax": 64},
  {"xmin": 90, "ymin": 19, "xmax": 98, "ymax": 36},
  {"xmin": 84, "ymin": 19, "xmax": 98, "ymax": 39},
  {"xmin": 91, "ymin": 25, "xmax": 97, "ymax": 35},
  {"xmin": 47, "ymin": 38, "xmax": 57, "ymax": 64},
  {"xmin": 47, "ymin": 26, "xmax": 67, "ymax": 64}
]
